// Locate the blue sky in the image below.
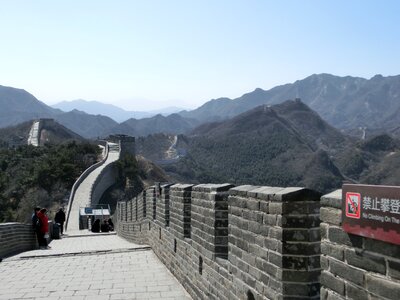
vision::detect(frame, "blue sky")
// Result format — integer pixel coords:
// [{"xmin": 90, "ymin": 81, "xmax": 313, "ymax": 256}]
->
[{"xmin": 0, "ymin": 0, "xmax": 399, "ymax": 110}]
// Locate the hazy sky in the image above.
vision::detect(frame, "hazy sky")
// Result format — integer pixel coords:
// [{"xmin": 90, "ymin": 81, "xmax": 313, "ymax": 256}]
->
[{"xmin": 0, "ymin": 1, "xmax": 399, "ymax": 111}]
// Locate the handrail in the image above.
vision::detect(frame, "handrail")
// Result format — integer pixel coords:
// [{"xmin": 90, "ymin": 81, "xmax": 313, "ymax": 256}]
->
[{"xmin": 65, "ymin": 142, "xmax": 109, "ymax": 231}]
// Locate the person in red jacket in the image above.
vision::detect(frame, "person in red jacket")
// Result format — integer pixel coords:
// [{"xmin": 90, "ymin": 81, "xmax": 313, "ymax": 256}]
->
[{"xmin": 37, "ymin": 208, "xmax": 51, "ymax": 249}]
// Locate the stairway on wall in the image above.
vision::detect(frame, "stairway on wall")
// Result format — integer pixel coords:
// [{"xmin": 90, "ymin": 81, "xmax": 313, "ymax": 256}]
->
[
  {"xmin": 27, "ymin": 120, "xmax": 40, "ymax": 146},
  {"xmin": 65, "ymin": 142, "xmax": 120, "ymax": 232}
]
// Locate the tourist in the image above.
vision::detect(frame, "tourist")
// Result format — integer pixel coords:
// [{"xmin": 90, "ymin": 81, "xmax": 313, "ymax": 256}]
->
[
  {"xmin": 31, "ymin": 207, "xmax": 41, "ymax": 247},
  {"xmin": 108, "ymin": 218, "xmax": 114, "ymax": 231},
  {"xmin": 101, "ymin": 220, "xmax": 109, "ymax": 232},
  {"xmin": 54, "ymin": 207, "xmax": 66, "ymax": 235},
  {"xmin": 91, "ymin": 219, "xmax": 100, "ymax": 233},
  {"xmin": 37, "ymin": 208, "xmax": 51, "ymax": 249}
]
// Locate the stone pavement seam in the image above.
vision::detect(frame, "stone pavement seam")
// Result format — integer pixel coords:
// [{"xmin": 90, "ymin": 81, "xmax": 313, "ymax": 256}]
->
[{"xmin": 6, "ymin": 247, "xmax": 152, "ymax": 261}]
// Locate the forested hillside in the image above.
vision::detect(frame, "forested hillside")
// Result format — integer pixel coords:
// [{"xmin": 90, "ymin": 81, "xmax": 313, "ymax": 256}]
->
[
  {"xmin": 0, "ymin": 142, "xmax": 100, "ymax": 223},
  {"xmin": 143, "ymin": 100, "xmax": 400, "ymax": 194}
]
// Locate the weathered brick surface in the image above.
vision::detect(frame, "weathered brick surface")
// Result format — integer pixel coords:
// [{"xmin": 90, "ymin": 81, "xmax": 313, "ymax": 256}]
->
[
  {"xmin": 0, "ymin": 221, "xmax": 57, "ymax": 258},
  {"xmin": 229, "ymin": 185, "xmax": 321, "ymax": 298},
  {"xmin": 191, "ymin": 183, "xmax": 233, "ymax": 260},
  {"xmin": 320, "ymin": 189, "xmax": 400, "ymax": 300},
  {"xmin": 170, "ymin": 184, "xmax": 194, "ymax": 239},
  {"xmin": 117, "ymin": 183, "xmax": 322, "ymax": 299},
  {"xmin": 0, "ymin": 223, "xmax": 39, "ymax": 258},
  {"xmin": 156, "ymin": 183, "xmax": 173, "ymax": 227}
]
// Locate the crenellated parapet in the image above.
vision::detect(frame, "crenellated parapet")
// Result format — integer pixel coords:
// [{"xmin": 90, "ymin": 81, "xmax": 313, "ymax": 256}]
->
[
  {"xmin": 116, "ymin": 183, "xmax": 321, "ymax": 299},
  {"xmin": 320, "ymin": 190, "xmax": 400, "ymax": 300}
]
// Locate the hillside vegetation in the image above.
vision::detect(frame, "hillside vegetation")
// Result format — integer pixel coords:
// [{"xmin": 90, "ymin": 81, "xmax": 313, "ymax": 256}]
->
[
  {"xmin": 141, "ymin": 100, "xmax": 400, "ymax": 194},
  {"xmin": 0, "ymin": 142, "xmax": 100, "ymax": 223}
]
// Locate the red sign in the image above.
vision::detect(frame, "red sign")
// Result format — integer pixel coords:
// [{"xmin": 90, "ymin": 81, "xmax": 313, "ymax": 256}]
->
[
  {"xmin": 342, "ymin": 184, "xmax": 400, "ymax": 245},
  {"xmin": 345, "ymin": 192, "xmax": 361, "ymax": 219}
]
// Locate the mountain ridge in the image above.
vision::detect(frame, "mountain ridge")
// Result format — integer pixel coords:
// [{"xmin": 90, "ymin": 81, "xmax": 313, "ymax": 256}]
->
[
  {"xmin": 179, "ymin": 73, "xmax": 400, "ymax": 132},
  {"xmin": 52, "ymin": 99, "xmax": 185, "ymax": 122},
  {"xmin": 2, "ymin": 73, "xmax": 400, "ymax": 139}
]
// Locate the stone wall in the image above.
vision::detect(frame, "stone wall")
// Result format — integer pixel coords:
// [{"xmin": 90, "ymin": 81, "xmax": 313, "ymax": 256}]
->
[
  {"xmin": 65, "ymin": 141, "xmax": 109, "ymax": 229},
  {"xmin": 116, "ymin": 183, "xmax": 321, "ymax": 299},
  {"xmin": 90, "ymin": 162, "xmax": 119, "ymax": 207},
  {"xmin": 0, "ymin": 223, "xmax": 37, "ymax": 258},
  {"xmin": 320, "ymin": 190, "xmax": 400, "ymax": 300},
  {"xmin": 108, "ymin": 134, "xmax": 135, "ymax": 157}
]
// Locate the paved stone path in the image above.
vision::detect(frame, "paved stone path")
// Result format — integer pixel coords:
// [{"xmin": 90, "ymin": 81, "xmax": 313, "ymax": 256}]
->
[
  {"xmin": 1, "ymin": 234, "xmax": 191, "ymax": 300},
  {"xmin": 66, "ymin": 143, "xmax": 120, "ymax": 232},
  {"xmin": 27, "ymin": 121, "xmax": 40, "ymax": 147}
]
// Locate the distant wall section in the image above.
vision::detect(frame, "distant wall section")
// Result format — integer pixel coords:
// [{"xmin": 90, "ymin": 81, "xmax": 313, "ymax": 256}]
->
[{"xmin": 108, "ymin": 134, "xmax": 135, "ymax": 157}]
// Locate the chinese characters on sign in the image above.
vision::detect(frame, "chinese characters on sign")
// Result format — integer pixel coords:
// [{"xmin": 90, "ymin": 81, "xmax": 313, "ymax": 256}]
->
[{"xmin": 342, "ymin": 184, "xmax": 400, "ymax": 245}]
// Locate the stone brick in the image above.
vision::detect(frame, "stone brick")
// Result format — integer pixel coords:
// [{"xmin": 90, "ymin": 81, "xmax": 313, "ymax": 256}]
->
[
  {"xmin": 320, "ymin": 207, "xmax": 342, "ymax": 226},
  {"xmin": 229, "ymin": 196, "xmax": 247, "ymax": 209},
  {"xmin": 320, "ymin": 189, "xmax": 342, "ymax": 209},
  {"xmin": 281, "ymin": 241, "xmax": 320, "ymax": 255},
  {"xmin": 345, "ymin": 248, "xmax": 386, "ymax": 275},
  {"xmin": 256, "ymin": 258, "xmax": 278, "ymax": 277},
  {"xmin": 253, "ymin": 186, "xmax": 284, "ymax": 200},
  {"xmin": 365, "ymin": 273, "xmax": 400, "ymax": 300},
  {"xmin": 388, "ymin": 258, "xmax": 400, "ymax": 280},
  {"xmin": 281, "ymin": 270, "xmax": 320, "ymax": 283},
  {"xmin": 269, "ymin": 202, "xmax": 283, "ymax": 214},
  {"xmin": 263, "ymin": 237, "xmax": 279, "ymax": 252},
  {"xmin": 282, "ymin": 201, "xmax": 321, "ymax": 215},
  {"xmin": 320, "ymin": 271, "xmax": 345, "ymax": 296},
  {"xmin": 345, "ymin": 282, "xmax": 368, "ymax": 300},
  {"xmin": 263, "ymin": 214, "xmax": 278, "ymax": 226},
  {"xmin": 283, "ymin": 228, "xmax": 320, "ymax": 242},
  {"xmin": 271, "ymin": 187, "xmax": 321, "ymax": 202},
  {"xmin": 229, "ymin": 185, "xmax": 257, "ymax": 197},
  {"xmin": 326, "ymin": 290, "xmax": 345, "ymax": 300},
  {"xmin": 321, "ymin": 241, "xmax": 344, "ymax": 261},
  {"xmin": 330, "ymin": 259, "xmax": 365, "ymax": 286},
  {"xmin": 320, "ymin": 287, "xmax": 328, "ymax": 300},
  {"xmin": 281, "ymin": 255, "xmax": 320, "ymax": 270},
  {"xmin": 281, "ymin": 215, "xmax": 320, "ymax": 228},
  {"xmin": 321, "ymin": 255, "xmax": 329, "ymax": 270},
  {"xmin": 328, "ymin": 226, "xmax": 363, "ymax": 248},
  {"xmin": 259, "ymin": 201, "xmax": 269, "ymax": 213},
  {"xmin": 282, "ymin": 282, "xmax": 320, "ymax": 297},
  {"xmin": 363, "ymin": 238, "xmax": 400, "ymax": 257},
  {"xmin": 320, "ymin": 223, "xmax": 328, "ymax": 240}
]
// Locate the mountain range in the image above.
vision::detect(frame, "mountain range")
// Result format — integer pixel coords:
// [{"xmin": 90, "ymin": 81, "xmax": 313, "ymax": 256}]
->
[
  {"xmin": 0, "ymin": 85, "xmax": 57, "ymax": 128},
  {"xmin": 2, "ymin": 92, "xmax": 400, "ymax": 194},
  {"xmin": 138, "ymin": 100, "xmax": 400, "ymax": 193},
  {"xmin": 1, "ymin": 73, "xmax": 400, "ymax": 140},
  {"xmin": 179, "ymin": 74, "xmax": 400, "ymax": 132},
  {"xmin": 52, "ymin": 99, "xmax": 184, "ymax": 122}
]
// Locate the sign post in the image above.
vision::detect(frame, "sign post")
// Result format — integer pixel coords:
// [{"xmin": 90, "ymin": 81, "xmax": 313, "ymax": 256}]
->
[{"xmin": 342, "ymin": 184, "xmax": 400, "ymax": 245}]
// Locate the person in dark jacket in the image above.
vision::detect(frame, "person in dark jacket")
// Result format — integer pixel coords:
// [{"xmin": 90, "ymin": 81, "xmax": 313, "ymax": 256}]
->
[
  {"xmin": 54, "ymin": 208, "xmax": 66, "ymax": 235},
  {"xmin": 91, "ymin": 219, "xmax": 100, "ymax": 233},
  {"xmin": 31, "ymin": 207, "xmax": 41, "ymax": 247},
  {"xmin": 107, "ymin": 218, "xmax": 114, "ymax": 231},
  {"xmin": 37, "ymin": 208, "xmax": 51, "ymax": 249},
  {"xmin": 101, "ymin": 220, "xmax": 109, "ymax": 232}
]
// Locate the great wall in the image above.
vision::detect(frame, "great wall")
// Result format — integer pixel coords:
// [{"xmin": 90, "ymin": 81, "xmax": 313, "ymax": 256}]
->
[{"xmin": 1, "ymin": 131, "xmax": 400, "ymax": 299}]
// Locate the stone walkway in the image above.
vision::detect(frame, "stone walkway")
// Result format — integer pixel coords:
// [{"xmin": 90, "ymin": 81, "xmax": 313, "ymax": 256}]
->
[
  {"xmin": 66, "ymin": 143, "xmax": 120, "ymax": 232},
  {"xmin": 1, "ymin": 234, "xmax": 191, "ymax": 300}
]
